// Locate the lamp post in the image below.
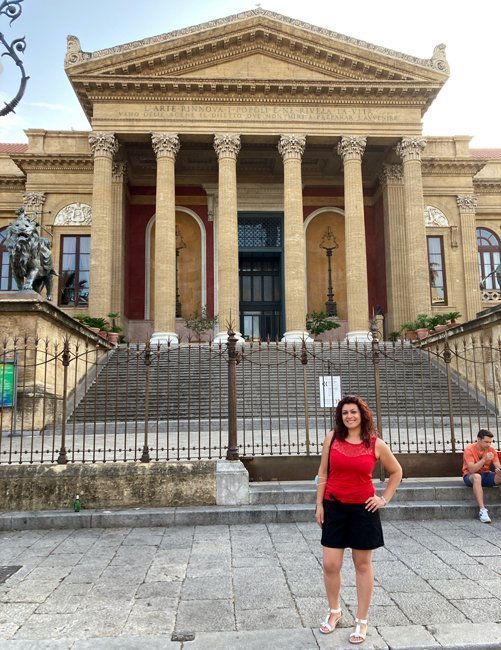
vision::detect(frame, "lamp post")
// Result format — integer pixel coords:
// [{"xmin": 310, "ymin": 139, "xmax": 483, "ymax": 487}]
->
[
  {"xmin": 319, "ymin": 226, "xmax": 339, "ymax": 316},
  {"xmin": 175, "ymin": 226, "xmax": 186, "ymax": 317},
  {"xmin": 0, "ymin": 0, "xmax": 29, "ymax": 116}
]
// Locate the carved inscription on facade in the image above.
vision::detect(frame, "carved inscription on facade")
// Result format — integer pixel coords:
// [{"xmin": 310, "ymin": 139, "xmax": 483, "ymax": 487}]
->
[{"xmin": 116, "ymin": 104, "xmax": 399, "ymax": 124}]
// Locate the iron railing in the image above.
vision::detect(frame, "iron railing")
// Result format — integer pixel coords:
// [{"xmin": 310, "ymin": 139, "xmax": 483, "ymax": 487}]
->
[{"xmin": 0, "ymin": 331, "xmax": 499, "ymax": 464}]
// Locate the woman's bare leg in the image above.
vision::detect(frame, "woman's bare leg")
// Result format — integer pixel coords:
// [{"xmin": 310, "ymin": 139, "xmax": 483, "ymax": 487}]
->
[
  {"xmin": 320, "ymin": 547, "xmax": 344, "ymax": 631},
  {"xmin": 351, "ymin": 549, "xmax": 374, "ymax": 641}
]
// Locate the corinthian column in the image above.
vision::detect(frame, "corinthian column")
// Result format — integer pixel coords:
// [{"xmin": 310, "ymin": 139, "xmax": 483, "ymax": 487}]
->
[
  {"xmin": 337, "ymin": 136, "xmax": 369, "ymax": 340},
  {"xmin": 379, "ymin": 164, "xmax": 408, "ymax": 333},
  {"xmin": 151, "ymin": 133, "xmax": 180, "ymax": 345},
  {"xmin": 88, "ymin": 132, "xmax": 118, "ymax": 316},
  {"xmin": 213, "ymin": 134, "xmax": 241, "ymax": 342},
  {"xmin": 111, "ymin": 162, "xmax": 127, "ymax": 318},
  {"xmin": 396, "ymin": 136, "xmax": 430, "ymax": 316},
  {"xmin": 457, "ymin": 194, "xmax": 482, "ymax": 319},
  {"xmin": 278, "ymin": 134, "xmax": 311, "ymax": 342}
]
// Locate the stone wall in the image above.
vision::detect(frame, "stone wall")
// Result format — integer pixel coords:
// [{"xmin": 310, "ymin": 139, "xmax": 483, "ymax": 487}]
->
[{"xmin": 0, "ymin": 460, "xmax": 216, "ymax": 511}]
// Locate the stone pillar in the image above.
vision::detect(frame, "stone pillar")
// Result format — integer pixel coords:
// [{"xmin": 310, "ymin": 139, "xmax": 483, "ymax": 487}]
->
[
  {"xmin": 111, "ymin": 162, "xmax": 127, "ymax": 319},
  {"xmin": 278, "ymin": 134, "xmax": 311, "ymax": 343},
  {"xmin": 213, "ymin": 134, "xmax": 242, "ymax": 343},
  {"xmin": 396, "ymin": 137, "xmax": 430, "ymax": 317},
  {"xmin": 337, "ymin": 136, "xmax": 369, "ymax": 341},
  {"xmin": 151, "ymin": 133, "xmax": 180, "ymax": 345},
  {"xmin": 457, "ymin": 194, "xmax": 482, "ymax": 319},
  {"xmin": 88, "ymin": 132, "xmax": 118, "ymax": 316},
  {"xmin": 379, "ymin": 164, "xmax": 408, "ymax": 333}
]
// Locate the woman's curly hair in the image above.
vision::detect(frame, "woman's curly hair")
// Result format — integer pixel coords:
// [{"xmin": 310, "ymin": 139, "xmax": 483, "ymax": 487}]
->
[{"xmin": 333, "ymin": 395, "xmax": 376, "ymax": 447}]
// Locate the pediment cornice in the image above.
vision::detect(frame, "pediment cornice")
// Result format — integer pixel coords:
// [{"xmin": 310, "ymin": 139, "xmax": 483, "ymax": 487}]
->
[
  {"xmin": 0, "ymin": 175, "xmax": 25, "ymax": 189},
  {"xmin": 65, "ymin": 9, "xmax": 449, "ymax": 78},
  {"xmin": 421, "ymin": 160, "xmax": 486, "ymax": 176},
  {"xmin": 11, "ymin": 154, "xmax": 93, "ymax": 175}
]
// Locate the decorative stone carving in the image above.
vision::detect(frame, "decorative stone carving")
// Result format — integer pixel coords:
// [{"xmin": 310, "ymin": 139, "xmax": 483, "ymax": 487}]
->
[
  {"xmin": 337, "ymin": 136, "xmax": 367, "ymax": 162},
  {"xmin": 76, "ymin": 9, "xmax": 446, "ymax": 73},
  {"xmin": 396, "ymin": 137, "xmax": 427, "ymax": 162},
  {"xmin": 88, "ymin": 132, "xmax": 118, "ymax": 158},
  {"xmin": 54, "ymin": 203, "xmax": 92, "ymax": 226},
  {"xmin": 112, "ymin": 162, "xmax": 128, "ymax": 183},
  {"xmin": 278, "ymin": 135, "xmax": 306, "ymax": 160},
  {"xmin": 213, "ymin": 134, "xmax": 241, "ymax": 160},
  {"xmin": 456, "ymin": 194, "xmax": 478, "ymax": 213},
  {"xmin": 151, "ymin": 133, "xmax": 181, "ymax": 159},
  {"xmin": 424, "ymin": 205, "xmax": 449, "ymax": 227},
  {"xmin": 64, "ymin": 35, "xmax": 91, "ymax": 67},
  {"xmin": 379, "ymin": 164, "xmax": 403, "ymax": 185},
  {"xmin": 23, "ymin": 191, "xmax": 46, "ymax": 217}
]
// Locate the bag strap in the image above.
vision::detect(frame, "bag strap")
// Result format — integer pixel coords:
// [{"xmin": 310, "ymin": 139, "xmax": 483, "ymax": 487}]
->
[{"xmin": 327, "ymin": 431, "xmax": 335, "ymax": 477}]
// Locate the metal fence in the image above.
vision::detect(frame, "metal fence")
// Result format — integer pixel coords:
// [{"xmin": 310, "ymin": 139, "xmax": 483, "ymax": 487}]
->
[{"xmin": 0, "ymin": 330, "xmax": 499, "ymax": 464}]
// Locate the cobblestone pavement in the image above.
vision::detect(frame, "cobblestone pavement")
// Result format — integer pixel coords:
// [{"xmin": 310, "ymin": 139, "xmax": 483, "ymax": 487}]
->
[{"xmin": 1, "ymin": 517, "xmax": 501, "ymax": 648}]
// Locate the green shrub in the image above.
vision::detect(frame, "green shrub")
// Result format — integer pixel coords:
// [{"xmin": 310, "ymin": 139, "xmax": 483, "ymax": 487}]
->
[
  {"xmin": 306, "ymin": 311, "xmax": 340, "ymax": 337},
  {"xmin": 185, "ymin": 306, "xmax": 218, "ymax": 341}
]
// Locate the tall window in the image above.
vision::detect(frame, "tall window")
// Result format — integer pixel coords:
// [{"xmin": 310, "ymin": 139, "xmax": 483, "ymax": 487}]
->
[
  {"xmin": 427, "ymin": 236, "xmax": 447, "ymax": 304},
  {"xmin": 59, "ymin": 235, "xmax": 90, "ymax": 306},
  {"xmin": 477, "ymin": 228, "xmax": 500, "ymax": 289},
  {"xmin": 0, "ymin": 227, "xmax": 15, "ymax": 291}
]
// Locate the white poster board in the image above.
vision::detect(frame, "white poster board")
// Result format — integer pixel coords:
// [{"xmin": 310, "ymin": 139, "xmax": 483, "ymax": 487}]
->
[{"xmin": 319, "ymin": 376, "xmax": 341, "ymax": 408}]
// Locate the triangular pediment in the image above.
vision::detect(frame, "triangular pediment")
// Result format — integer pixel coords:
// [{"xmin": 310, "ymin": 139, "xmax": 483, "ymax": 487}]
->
[{"xmin": 65, "ymin": 8, "xmax": 449, "ymax": 118}]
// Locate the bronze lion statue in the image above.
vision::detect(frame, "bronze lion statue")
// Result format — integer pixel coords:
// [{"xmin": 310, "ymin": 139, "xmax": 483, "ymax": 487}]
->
[{"xmin": 4, "ymin": 208, "xmax": 57, "ymax": 300}]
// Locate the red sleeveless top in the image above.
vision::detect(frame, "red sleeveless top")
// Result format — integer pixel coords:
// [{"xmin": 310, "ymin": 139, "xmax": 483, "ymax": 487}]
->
[{"xmin": 324, "ymin": 435, "xmax": 377, "ymax": 504}]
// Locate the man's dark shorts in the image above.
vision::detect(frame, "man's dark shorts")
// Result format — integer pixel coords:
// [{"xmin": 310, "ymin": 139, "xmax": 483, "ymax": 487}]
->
[{"xmin": 463, "ymin": 472, "xmax": 496, "ymax": 488}]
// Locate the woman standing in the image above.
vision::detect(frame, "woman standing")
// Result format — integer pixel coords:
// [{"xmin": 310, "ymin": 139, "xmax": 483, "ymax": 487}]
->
[{"xmin": 315, "ymin": 395, "xmax": 402, "ymax": 644}]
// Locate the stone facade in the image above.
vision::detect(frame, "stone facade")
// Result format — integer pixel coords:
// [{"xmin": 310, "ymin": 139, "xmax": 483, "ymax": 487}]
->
[{"xmin": 0, "ymin": 9, "xmax": 499, "ymax": 341}]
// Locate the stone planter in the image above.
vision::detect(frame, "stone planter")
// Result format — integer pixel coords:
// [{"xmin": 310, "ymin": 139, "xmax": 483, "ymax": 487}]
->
[{"xmin": 107, "ymin": 332, "xmax": 119, "ymax": 345}]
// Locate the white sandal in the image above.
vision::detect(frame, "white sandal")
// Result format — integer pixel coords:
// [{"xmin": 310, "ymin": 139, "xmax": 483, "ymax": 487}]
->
[
  {"xmin": 319, "ymin": 607, "xmax": 342, "ymax": 634},
  {"xmin": 349, "ymin": 617, "xmax": 368, "ymax": 644}
]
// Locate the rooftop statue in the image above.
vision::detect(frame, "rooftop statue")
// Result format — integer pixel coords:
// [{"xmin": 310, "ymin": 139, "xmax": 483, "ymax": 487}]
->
[{"xmin": 4, "ymin": 208, "xmax": 57, "ymax": 301}]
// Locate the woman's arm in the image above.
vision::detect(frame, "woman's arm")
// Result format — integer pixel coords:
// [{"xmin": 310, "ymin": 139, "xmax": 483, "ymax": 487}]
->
[
  {"xmin": 365, "ymin": 438, "xmax": 402, "ymax": 512},
  {"xmin": 315, "ymin": 431, "xmax": 334, "ymax": 526}
]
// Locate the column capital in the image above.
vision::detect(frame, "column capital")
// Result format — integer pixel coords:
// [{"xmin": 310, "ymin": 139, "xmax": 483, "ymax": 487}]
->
[
  {"xmin": 22, "ymin": 191, "xmax": 46, "ymax": 217},
  {"xmin": 213, "ymin": 133, "xmax": 241, "ymax": 160},
  {"xmin": 112, "ymin": 161, "xmax": 128, "ymax": 183},
  {"xmin": 379, "ymin": 164, "xmax": 403, "ymax": 186},
  {"xmin": 88, "ymin": 132, "xmax": 118, "ymax": 158},
  {"xmin": 396, "ymin": 136, "xmax": 427, "ymax": 162},
  {"xmin": 278, "ymin": 134, "xmax": 306, "ymax": 161},
  {"xmin": 151, "ymin": 133, "xmax": 180, "ymax": 159},
  {"xmin": 337, "ymin": 136, "xmax": 367, "ymax": 162},
  {"xmin": 456, "ymin": 194, "xmax": 477, "ymax": 213}
]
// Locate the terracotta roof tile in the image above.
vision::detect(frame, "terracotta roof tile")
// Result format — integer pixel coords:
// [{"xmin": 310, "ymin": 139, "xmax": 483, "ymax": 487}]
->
[
  {"xmin": 470, "ymin": 148, "xmax": 501, "ymax": 160},
  {"xmin": 0, "ymin": 143, "xmax": 28, "ymax": 154}
]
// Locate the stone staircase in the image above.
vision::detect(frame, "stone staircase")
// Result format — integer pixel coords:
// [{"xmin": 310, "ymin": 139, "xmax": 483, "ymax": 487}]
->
[
  {"xmin": 69, "ymin": 342, "xmax": 496, "ymax": 425},
  {"xmin": 248, "ymin": 478, "xmax": 501, "ymax": 522}
]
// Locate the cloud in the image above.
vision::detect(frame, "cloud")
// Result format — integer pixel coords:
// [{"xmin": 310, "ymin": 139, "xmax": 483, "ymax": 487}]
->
[{"xmin": 28, "ymin": 101, "xmax": 79, "ymax": 112}]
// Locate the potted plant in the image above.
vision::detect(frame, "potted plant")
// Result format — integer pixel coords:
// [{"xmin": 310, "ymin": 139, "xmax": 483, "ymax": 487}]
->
[
  {"xmin": 444, "ymin": 311, "xmax": 461, "ymax": 326},
  {"xmin": 388, "ymin": 331, "xmax": 401, "ymax": 343},
  {"xmin": 306, "ymin": 311, "xmax": 340, "ymax": 339},
  {"xmin": 401, "ymin": 321, "xmax": 418, "ymax": 341},
  {"xmin": 107, "ymin": 312, "xmax": 123, "ymax": 344},
  {"xmin": 184, "ymin": 306, "xmax": 218, "ymax": 342},
  {"xmin": 415, "ymin": 313, "xmax": 431, "ymax": 339},
  {"xmin": 431, "ymin": 313, "xmax": 449, "ymax": 332}
]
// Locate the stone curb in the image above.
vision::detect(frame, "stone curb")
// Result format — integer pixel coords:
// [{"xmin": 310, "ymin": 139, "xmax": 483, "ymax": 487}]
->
[{"xmin": 2, "ymin": 500, "xmax": 501, "ymax": 531}]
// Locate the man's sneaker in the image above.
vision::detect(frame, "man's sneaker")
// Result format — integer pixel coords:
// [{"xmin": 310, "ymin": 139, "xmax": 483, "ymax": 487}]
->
[{"xmin": 479, "ymin": 508, "xmax": 491, "ymax": 523}]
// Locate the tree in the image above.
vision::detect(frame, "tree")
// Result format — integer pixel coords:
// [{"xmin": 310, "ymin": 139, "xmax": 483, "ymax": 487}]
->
[{"xmin": 184, "ymin": 306, "xmax": 218, "ymax": 342}]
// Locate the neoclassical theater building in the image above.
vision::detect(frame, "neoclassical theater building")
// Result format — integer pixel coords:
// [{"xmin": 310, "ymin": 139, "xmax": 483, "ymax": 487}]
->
[{"xmin": 0, "ymin": 9, "xmax": 500, "ymax": 343}]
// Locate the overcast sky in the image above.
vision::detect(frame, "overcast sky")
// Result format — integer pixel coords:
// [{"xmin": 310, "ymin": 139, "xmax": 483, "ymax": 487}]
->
[{"xmin": 0, "ymin": 0, "xmax": 499, "ymax": 148}]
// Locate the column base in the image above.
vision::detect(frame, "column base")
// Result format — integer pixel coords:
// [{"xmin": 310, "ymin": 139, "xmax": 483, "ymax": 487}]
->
[
  {"xmin": 345, "ymin": 330, "xmax": 371, "ymax": 343},
  {"xmin": 281, "ymin": 330, "xmax": 313, "ymax": 344},
  {"xmin": 216, "ymin": 459, "xmax": 249, "ymax": 505},
  {"xmin": 149, "ymin": 331, "xmax": 179, "ymax": 347},
  {"xmin": 213, "ymin": 330, "xmax": 245, "ymax": 346}
]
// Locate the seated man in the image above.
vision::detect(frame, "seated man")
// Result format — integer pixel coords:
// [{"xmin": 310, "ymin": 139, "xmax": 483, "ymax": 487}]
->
[{"xmin": 462, "ymin": 429, "xmax": 501, "ymax": 523}]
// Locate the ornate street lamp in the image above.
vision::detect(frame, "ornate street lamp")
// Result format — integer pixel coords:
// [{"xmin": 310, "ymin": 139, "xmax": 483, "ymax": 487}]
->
[
  {"xmin": 0, "ymin": 0, "xmax": 29, "ymax": 116},
  {"xmin": 319, "ymin": 226, "xmax": 339, "ymax": 316},
  {"xmin": 175, "ymin": 226, "xmax": 186, "ymax": 317}
]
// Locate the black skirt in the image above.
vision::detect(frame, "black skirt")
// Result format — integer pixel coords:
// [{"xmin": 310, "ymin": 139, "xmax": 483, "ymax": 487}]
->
[{"xmin": 321, "ymin": 498, "xmax": 384, "ymax": 550}]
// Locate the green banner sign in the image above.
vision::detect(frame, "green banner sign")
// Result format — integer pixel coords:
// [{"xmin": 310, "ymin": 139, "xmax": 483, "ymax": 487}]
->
[{"xmin": 0, "ymin": 362, "xmax": 16, "ymax": 408}]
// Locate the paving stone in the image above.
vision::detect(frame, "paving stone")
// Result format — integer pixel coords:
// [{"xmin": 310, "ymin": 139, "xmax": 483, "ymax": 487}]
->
[
  {"xmin": 236, "ymin": 606, "xmax": 302, "ymax": 630},
  {"xmin": 175, "ymin": 599, "xmax": 235, "ymax": 632},
  {"xmin": 449, "ymin": 597, "xmax": 501, "ymax": 622},
  {"xmin": 427, "ymin": 622, "xmax": 501, "ymax": 648},
  {"xmin": 74, "ymin": 638, "xmax": 179, "ymax": 649},
  {"xmin": 377, "ymin": 624, "xmax": 440, "ymax": 649},
  {"xmin": 428, "ymin": 578, "xmax": 492, "ymax": 599},
  {"xmin": 185, "ymin": 628, "xmax": 318, "ymax": 650},
  {"xmin": 390, "ymin": 592, "xmax": 468, "ymax": 625},
  {"xmin": 181, "ymin": 574, "xmax": 232, "ymax": 600}
]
